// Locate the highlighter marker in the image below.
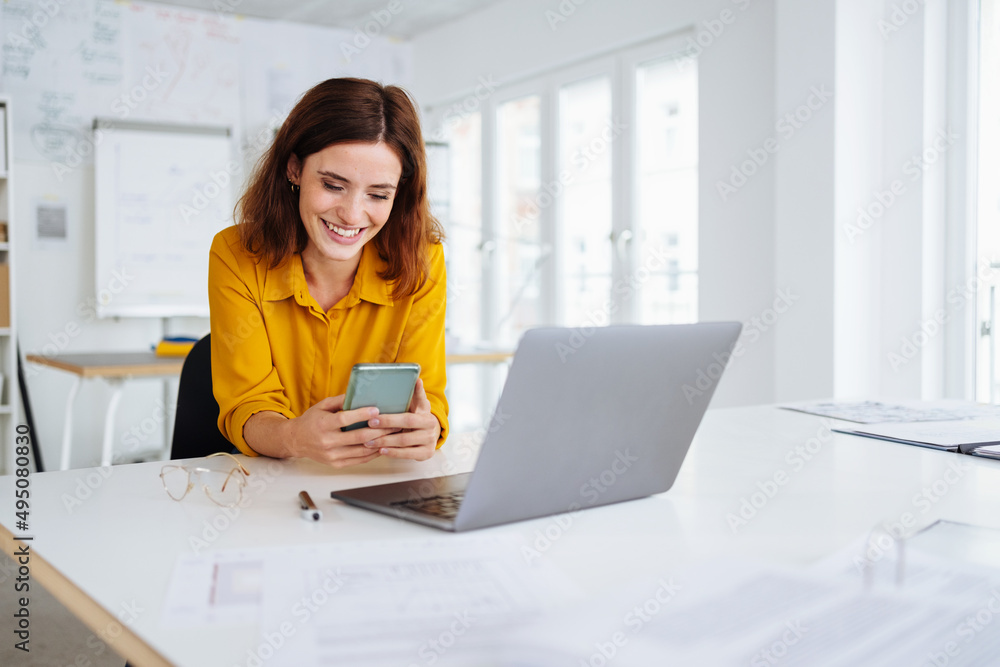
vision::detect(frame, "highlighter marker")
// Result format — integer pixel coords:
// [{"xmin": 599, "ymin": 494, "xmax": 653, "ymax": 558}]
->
[{"xmin": 298, "ymin": 491, "xmax": 322, "ymax": 521}]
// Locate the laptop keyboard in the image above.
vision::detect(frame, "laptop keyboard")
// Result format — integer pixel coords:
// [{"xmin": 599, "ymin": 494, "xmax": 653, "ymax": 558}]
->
[{"xmin": 390, "ymin": 491, "xmax": 465, "ymax": 519}]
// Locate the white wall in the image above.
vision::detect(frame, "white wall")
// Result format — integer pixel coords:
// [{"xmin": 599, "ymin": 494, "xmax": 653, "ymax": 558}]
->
[
  {"xmin": 834, "ymin": 0, "xmax": 885, "ymax": 400},
  {"xmin": 774, "ymin": 0, "xmax": 970, "ymax": 404},
  {"xmin": 17, "ymin": 162, "xmax": 171, "ymax": 469},
  {"xmin": 831, "ymin": 0, "xmax": 968, "ymax": 402},
  {"xmin": 774, "ymin": 0, "xmax": 836, "ymax": 402},
  {"xmin": 943, "ymin": 0, "xmax": 977, "ymax": 401},
  {"xmin": 412, "ymin": 0, "xmax": 780, "ymax": 407}
]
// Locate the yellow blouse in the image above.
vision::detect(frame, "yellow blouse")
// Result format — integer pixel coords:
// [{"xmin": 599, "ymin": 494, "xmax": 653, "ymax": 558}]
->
[{"xmin": 208, "ymin": 226, "xmax": 448, "ymax": 456}]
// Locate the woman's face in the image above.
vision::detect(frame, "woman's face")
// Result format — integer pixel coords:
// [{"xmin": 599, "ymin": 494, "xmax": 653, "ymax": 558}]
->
[{"xmin": 287, "ymin": 141, "xmax": 402, "ymax": 268}]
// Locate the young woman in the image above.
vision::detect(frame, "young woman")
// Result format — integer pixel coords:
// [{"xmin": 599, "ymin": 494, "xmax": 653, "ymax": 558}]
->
[{"xmin": 208, "ymin": 78, "xmax": 448, "ymax": 468}]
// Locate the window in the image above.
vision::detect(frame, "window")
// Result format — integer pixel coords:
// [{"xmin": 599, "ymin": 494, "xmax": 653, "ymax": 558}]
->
[
  {"xmin": 445, "ymin": 36, "xmax": 697, "ymax": 344},
  {"xmin": 442, "ymin": 113, "xmax": 482, "ymax": 348},
  {"xmin": 557, "ymin": 75, "xmax": 613, "ymax": 328},
  {"xmin": 495, "ymin": 96, "xmax": 544, "ymax": 344},
  {"xmin": 434, "ymin": 36, "xmax": 698, "ymax": 426},
  {"xmin": 635, "ymin": 55, "xmax": 698, "ymax": 324}
]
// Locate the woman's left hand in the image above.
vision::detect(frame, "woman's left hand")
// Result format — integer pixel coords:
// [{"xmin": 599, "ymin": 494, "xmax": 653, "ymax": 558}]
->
[{"xmin": 363, "ymin": 378, "xmax": 441, "ymax": 460}]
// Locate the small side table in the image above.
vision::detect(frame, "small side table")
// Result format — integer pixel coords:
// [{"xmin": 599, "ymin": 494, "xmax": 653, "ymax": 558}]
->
[{"xmin": 26, "ymin": 352, "xmax": 185, "ymax": 470}]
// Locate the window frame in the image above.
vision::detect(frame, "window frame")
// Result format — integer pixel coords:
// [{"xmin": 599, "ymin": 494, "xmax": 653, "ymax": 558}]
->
[{"xmin": 435, "ymin": 32, "xmax": 697, "ymax": 345}]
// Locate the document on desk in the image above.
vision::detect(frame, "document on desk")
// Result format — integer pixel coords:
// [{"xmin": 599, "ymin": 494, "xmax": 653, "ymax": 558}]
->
[
  {"xmin": 258, "ymin": 536, "xmax": 577, "ymax": 667},
  {"xmin": 502, "ymin": 552, "xmax": 1000, "ymax": 665},
  {"xmin": 162, "ymin": 535, "xmax": 578, "ymax": 665},
  {"xmin": 780, "ymin": 399, "xmax": 1000, "ymax": 424},
  {"xmin": 161, "ymin": 548, "xmax": 266, "ymax": 627}
]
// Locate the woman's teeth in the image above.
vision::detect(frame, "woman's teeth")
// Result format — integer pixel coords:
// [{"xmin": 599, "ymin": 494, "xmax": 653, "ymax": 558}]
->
[{"xmin": 324, "ymin": 220, "xmax": 361, "ymax": 238}]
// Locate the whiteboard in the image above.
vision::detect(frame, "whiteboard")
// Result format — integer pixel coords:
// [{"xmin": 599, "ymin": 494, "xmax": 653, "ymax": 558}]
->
[
  {"xmin": 0, "ymin": 0, "xmax": 245, "ymax": 165},
  {"xmin": 0, "ymin": 0, "xmax": 410, "ymax": 166},
  {"xmin": 94, "ymin": 119, "xmax": 234, "ymax": 317}
]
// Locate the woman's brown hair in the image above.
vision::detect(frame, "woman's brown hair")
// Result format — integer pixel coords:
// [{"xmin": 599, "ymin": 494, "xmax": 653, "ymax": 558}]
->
[{"xmin": 236, "ymin": 78, "xmax": 443, "ymax": 300}]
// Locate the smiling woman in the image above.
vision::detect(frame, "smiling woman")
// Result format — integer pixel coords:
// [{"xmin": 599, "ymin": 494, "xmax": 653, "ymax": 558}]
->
[{"xmin": 208, "ymin": 78, "xmax": 448, "ymax": 468}]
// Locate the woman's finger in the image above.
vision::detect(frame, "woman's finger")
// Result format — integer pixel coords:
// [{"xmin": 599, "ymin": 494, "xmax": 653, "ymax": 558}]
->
[
  {"xmin": 408, "ymin": 378, "xmax": 432, "ymax": 413},
  {"xmin": 316, "ymin": 394, "xmax": 346, "ymax": 412},
  {"xmin": 368, "ymin": 411, "xmax": 435, "ymax": 432},
  {"xmin": 377, "ymin": 442, "xmax": 435, "ymax": 461},
  {"xmin": 336, "ymin": 405, "xmax": 379, "ymax": 425},
  {"xmin": 368, "ymin": 427, "xmax": 436, "ymax": 449},
  {"xmin": 326, "ymin": 449, "xmax": 382, "ymax": 468}
]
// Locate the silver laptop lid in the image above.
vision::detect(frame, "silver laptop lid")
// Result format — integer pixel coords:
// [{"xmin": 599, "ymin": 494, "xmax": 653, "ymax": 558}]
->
[{"xmin": 454, "ymin": 322, "xmax": 741, "ymax": 531}]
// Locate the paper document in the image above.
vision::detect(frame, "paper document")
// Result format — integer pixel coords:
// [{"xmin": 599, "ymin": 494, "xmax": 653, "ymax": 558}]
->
[
  {"xmin": 161, "ymin": 549, "xmax": 265, "ymax": 627},
  {"xmin": 162, "ymin": 528, "xmax": 1000, "ymax": 665},
  {"xmin": 781, "ymin": 400, "xmax": 1000, "ymax": 424},
  {"xmin": 259, "ymin": 536, "xmax": 577, "ymax": 666},
  {"xmin": 505, "ymin": 551, "xmax": 1000, "ymax": 666},
  {"xmin": 162, "ymin": 536, "xmax": 578, "ymax": 666}
]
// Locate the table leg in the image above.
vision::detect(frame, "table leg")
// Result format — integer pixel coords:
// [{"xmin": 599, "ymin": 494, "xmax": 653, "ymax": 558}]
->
[
  {"xmin": 60, "ymin": 376, "xmax": 82, "ymax": 471},
  {"xmin": 101, "ymin": 379, "xmax": 125, "ymax": 467}
]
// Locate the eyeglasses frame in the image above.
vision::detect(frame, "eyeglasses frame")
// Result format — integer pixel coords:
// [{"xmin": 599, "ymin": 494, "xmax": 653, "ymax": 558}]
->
[{"xmin": 159, "ymin": 452, "xmax": 251, "ymax": 508}]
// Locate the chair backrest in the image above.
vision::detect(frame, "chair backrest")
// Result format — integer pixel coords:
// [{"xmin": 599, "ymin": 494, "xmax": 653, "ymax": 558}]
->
[{"xmin": 171, "ymin": 334, "xmax": 234, "ymax": 459}]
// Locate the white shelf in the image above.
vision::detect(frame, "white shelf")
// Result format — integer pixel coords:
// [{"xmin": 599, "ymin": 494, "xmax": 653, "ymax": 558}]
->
[{"xmin": 0, "ymin": 97, "xmax": 16, "ymax": 474}]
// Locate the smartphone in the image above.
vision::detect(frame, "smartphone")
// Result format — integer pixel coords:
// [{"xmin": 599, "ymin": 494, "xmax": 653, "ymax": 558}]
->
[{"xmin": 341, "ymin": 363, "xmax": 421, "ymax": 432}]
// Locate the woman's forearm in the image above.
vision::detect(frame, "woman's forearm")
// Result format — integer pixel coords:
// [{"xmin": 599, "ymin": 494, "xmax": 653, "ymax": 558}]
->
[{"xmin": 242, "ymin": 411, "xmax": 296, "ymax": 458}]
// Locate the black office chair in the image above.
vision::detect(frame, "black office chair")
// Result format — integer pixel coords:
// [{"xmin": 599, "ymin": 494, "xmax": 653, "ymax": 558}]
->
[{"xmin": 170, "ymin": 334, "xmax": 234, "ymax": 459}]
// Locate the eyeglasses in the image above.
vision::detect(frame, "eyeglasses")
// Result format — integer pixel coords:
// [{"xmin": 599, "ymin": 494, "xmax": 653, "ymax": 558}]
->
[{"xmin": 160, "ymin": 452, "xmax": 251, "ymax": 508}]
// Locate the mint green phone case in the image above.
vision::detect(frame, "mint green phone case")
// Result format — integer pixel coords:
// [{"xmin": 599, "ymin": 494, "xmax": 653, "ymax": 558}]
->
[{"xmin": 341, "ymin": 363, "xmax": 421, "ymax": 432}]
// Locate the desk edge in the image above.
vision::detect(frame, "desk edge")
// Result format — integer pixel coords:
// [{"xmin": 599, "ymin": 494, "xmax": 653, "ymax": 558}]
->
[
  {"xmin": 0, "ymin": 523, "xmax": 172, "ymax": 667},
  {"xmin": 25, "ymin": 355, "xmax": 184, "ymax": 378}
]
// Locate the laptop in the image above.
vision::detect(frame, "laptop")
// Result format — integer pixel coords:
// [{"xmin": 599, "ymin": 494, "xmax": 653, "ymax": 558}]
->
[{"xmin": 330, "ymin": 322, "xmax": 741, "ymax": 532}]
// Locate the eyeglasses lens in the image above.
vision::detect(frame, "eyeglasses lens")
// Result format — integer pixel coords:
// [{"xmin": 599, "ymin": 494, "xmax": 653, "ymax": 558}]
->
[
  {"xmin": 161, "ymin": 466, "xmax": 190, "ymax": 500},
  {"xmin": 204, "ymin": 468, "xmax": 244, "ymax": 507}
]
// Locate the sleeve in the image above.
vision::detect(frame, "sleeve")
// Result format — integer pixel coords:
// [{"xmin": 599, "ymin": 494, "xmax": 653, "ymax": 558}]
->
[
  {"xmin": 208, "ymin": 233, "xmax": 296, "ymax": 456},
  {"xmin": 396, "ymin": 243, "xmax": 450, "ymax": 448}
]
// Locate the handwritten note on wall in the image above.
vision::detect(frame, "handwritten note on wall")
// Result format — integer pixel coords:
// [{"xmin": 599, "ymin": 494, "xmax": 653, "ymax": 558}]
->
[{"xmin": 0, "ymin": 0, "xmax": 411, "ymax": 167}]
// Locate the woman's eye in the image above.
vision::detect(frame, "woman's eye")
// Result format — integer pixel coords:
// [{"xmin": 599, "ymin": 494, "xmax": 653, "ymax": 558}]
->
[
  {"xmin": 323, "ymin": 183, "xmax": 343, "ymax": 192},
  {"xmin": 370, "ymin": 194, "xmax": 390, "ymax": 201}
]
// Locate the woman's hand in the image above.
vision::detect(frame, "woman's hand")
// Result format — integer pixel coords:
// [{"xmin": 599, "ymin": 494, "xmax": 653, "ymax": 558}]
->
[
  {"xmin": 244, "ymin": 397, "xmax": 399, "ymax": 468},
  {"xmin": 362, "ymin": 378, "xmax": 441, "ymax": 461},
  {"xmin": 287, "ymin": 396, "xmax": 405, "ymax": 467}
]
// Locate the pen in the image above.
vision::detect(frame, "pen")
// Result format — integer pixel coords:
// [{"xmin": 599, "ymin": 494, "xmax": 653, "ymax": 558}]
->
[{"xmin": 299, "ymin": 491, "xmax": 322, "ymax": 521}]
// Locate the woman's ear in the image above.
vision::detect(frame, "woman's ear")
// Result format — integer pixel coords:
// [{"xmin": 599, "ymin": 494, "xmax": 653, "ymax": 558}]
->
[{"xmin": 286, "ymin": 154, "xmax": 302, "ymax": 184}]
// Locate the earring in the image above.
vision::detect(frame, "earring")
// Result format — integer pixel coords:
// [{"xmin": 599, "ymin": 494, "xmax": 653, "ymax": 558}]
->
[{"xmin": 288, "ymin": 178, "xmax": 299, "ymax": 193}]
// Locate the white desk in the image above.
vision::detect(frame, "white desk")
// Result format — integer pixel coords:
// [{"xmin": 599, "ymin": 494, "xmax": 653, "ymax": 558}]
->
[{"xmin": 2, "ymin": 405, "xmax": 1000, "ymax": 666}]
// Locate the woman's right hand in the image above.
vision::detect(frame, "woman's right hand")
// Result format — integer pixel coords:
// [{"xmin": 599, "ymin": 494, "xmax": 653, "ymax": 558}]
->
[{"xmin": 285, "ymin": 395, "xmax": 400, "ymax": 467}]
